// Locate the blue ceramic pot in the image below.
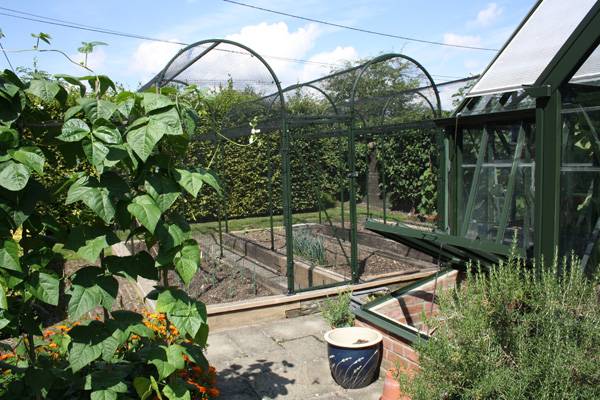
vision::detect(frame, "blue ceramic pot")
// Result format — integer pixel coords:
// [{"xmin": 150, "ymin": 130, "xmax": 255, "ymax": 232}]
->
[{"xmin": 324, "ymin": 327, "xmax": 383, "ymax": 389}]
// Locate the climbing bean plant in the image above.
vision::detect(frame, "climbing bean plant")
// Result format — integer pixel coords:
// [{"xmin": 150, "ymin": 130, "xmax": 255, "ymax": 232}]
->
[{"xmin": 0, "ymin": 68, "xmax": 221, "ymax": 399}]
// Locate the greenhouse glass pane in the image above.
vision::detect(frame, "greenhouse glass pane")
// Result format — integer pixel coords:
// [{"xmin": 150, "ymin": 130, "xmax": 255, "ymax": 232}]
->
[
  {"xmin": 468, "ymin": 0, "xmax": 597, "ymax": 97},
  {"xmin": 458, "ymin": 124, "xmax": 535, "ymax": 251},
  {"xmin": 570, "ymin": 44, "xmax": 600, "ymax": 85}
]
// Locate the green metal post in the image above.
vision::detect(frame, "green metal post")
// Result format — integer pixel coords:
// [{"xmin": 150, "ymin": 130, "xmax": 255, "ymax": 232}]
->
[
  {"xmin": 365, "ymin": 147, "xmax": 370, "ymax": 219},
  {"xmin": 348, "ymin": 123, "xmax": 359, "ymax": 284},
  {"xmin": 381, "ymin": 142, "xmax": 387, "ymax": 224},
  {"xmin": 216, "ymin": 139, "xmax": 224, "ymax": 258},
  {"xmin": 437, "ymin": 128, "xmax": 449, "ymax": 232},
  {"xmin": 534, "ymin": 92, "xmax": 562, "ymax": 265},
  {"xmin": 340, "ymin": 139, "xmax": 345, "ymax": 229},
  {"xmin": 217, "ymin": 203, "xmax": 224, "ymax": 258},
  {"xmin": 281, "ymin": 122, "xmax": 295, "ymax": 293},
  {"xmin": 220, "ymin": 144, "xmax": 229, "ymax": 233},
  {"xmin": 267, "ymin": 140, "xmax": 275, "ymax": 251}
]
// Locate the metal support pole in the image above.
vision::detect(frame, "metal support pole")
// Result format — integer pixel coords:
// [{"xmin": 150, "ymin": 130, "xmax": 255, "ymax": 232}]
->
[
  {"xmin": 366, "ymin": 146, "xmax": 370, "ymax": 219},
  {"xmin": 437, "ymin": 128, "xmax": 449, "ymax": 232},
  {"xmin": 380, "ymin": 140, "xmax": 387, "ymax": 224},
  {"xmin": 216, "ymin": 140, "xmax": 224, "ymax": 258},
  {"xmin": 340, "ymin": 139, "xmax": 345, "ymax": 229},
  {"xmin": 534, "ymin": 92, "xmax": 562, "ymax": 266},
  {"xmin": 348, "ymin": 123, "xmax": 359, "ymax": 284},
  {"xmin": 281, "ymin": 123, "xmax": 295, "ymax": 293},
  {"xmin": 267, "ymin": 139, "xmax": 275, "ymax": 251},
  {"xmin": 220, "ymin": 143, "xmax": 229, "ymax": 233}
]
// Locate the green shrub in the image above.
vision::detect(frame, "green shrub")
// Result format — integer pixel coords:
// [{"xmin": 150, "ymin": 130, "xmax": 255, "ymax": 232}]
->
[
  {"xmin": 320, "ymin": 290, "xmax": 355, "ymax": 328},
  {"xmin": 293, "ymin": 229, "xmax": 327, "ymax": 266},
  {"xmin": 402, "ymin": 254, "xmax": 600, "ymax": 400}
]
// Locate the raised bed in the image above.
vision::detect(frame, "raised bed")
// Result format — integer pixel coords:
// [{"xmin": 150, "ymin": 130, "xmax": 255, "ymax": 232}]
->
[{"xmin": 223, "ymin": 223, "xmax": 438, "ymax": 290}]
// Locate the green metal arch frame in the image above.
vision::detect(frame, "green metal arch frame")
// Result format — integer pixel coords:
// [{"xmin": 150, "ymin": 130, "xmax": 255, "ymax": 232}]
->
[
  {"xmin": 345, "ymin": 53, "xmax": 442, "ymax": 281},
  {"xmin": 139, "ymin": 38, "xmax": 296, "ymax": 293}
]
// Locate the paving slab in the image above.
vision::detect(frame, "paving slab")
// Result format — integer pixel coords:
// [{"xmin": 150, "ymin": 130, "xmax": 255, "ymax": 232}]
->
[
  {"xmin": 207, "ymin": 315, "xmax": 383, "ymax": 399},
  {"xmin": 261, "ymin": 315, "xmax": 330, "ymax": 343},
  {"xmin": 227, "ymin": 326, "xmax": 285, "ymax": 355}
]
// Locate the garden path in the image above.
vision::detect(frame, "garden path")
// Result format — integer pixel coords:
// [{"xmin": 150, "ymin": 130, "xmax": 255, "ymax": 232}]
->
[{"xmin": 207, "ymin": 314, "xmax": 383, "ymax": 399}]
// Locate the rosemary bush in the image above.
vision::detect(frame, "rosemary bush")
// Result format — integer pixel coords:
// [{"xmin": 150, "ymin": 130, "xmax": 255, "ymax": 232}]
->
[
  {"xmin": 320, "ymin": 290, "xmax": 355, "ymax": 328},
  {"xmin": 402, "ymin": 254, "xmax": 600, "ymax": 400}
]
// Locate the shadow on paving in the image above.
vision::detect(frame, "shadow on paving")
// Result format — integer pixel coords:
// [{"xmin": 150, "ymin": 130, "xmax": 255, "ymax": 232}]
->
[{"xmin": 218, "ymin": 359, "xmax": 296, "ymax": 399}]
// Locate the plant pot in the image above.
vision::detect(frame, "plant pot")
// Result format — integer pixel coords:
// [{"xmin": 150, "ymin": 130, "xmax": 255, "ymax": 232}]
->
[
  {"xmin": 380, "ymin": 368, "xmax": 410, "ymax": 400},
  {"xmin": 380, "ymin": 369, "xmax": 401, "ymax": 400},
  {"xmin": 324, "ymin": 326, "xmax": 383, "ymax": 389}
]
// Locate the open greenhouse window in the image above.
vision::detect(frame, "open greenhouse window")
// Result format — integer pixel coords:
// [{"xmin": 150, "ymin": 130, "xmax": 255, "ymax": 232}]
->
[
  {"xmin": 468, "ymin": 0, "xmax": 598, "ymax": 97},
  {"xmin": 358, "ymin": 270, "xmax": 465, "ymax": 342}
]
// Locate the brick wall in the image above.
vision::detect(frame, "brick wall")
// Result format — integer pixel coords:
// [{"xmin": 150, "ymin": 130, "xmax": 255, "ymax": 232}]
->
[{"xmin": 356, "ymin": 270, "xmax": 465, "ymax": 373}]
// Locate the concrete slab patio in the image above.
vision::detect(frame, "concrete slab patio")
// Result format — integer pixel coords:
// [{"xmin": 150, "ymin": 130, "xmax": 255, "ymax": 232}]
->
[{"xmin": 206, "ymin": 314, "xmax": 384, "ymax": 399}]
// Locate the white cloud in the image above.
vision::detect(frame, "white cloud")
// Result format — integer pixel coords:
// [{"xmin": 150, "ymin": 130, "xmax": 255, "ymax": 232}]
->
[
  {"xmin": 129, "ymin": 40, "xmax": 183, "ymax": 82},
  {"xmin": 300, "ymin": 46, "xmax": 358, "ymax": 82},
  {"xmin": 471, "ymin": 3, "xmax": 503, "ymax": 27},
  {"xmin": 443, "ymin": 33, "xmax": 482, "ymax": 48}
]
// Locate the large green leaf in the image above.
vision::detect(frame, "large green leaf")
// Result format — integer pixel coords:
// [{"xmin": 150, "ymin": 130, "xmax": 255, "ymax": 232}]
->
[
  {"xmin": 0, "ymin": 160, "xmax": 30, "ymax": 191},
  {"xmin": 0, "ymin": 284, "xmax": 6, "ymax": 309},
  {"xmin": 104, "ymin": 251, "xmax": 158, "ymax": 281},
  {"xmin": 0, "ymin": 127, "xmax": 19, "ymax": 150},
  {"xmin": 156, "ymin": 222, "xmax": 188, "ymax": 251},
  {"xmin": 145, "ymin": 175, "xmax": 180, "ymax": 212},
  {"xmin": 29, "ymin": 272, "xmax": 59, "ymax": 306},
  {"xmin": 133, "ymin": 377, "xmax": 152, "ymax": 400},
  {"xmin": 115, "ymin": 91, "xmax": 136, "ymax": 119},
  {"xmin": 65, "ymin": 226, "xmax": 119, "ymax": 263},
  {"xmin": 96, "ymin": 100, "xmax": 118, "ymax": 121},
  {"xmin": 126, "ymin": 117, "xmax": 163, "ymax": 162},
  {"xmin": 68, "ymin": 283, "xmax": 102, "ymax": 320},
  {"xmin": 174, "ymin": 240, "xmax": 200, "ymax": 285},
  {"xmin": 9, "ymin": 146, "xmax": 45, "ymax": 174},
  {"xmin": 26, "ymin": 79, "xmax": 60, "ymax": 102},
  {"xmin": 55, "ymin": 74, "xmax": 86, "ymax": 96},
  {"xmin": 174, "ymin": 168, "xmax": 222, "ymax": 198},
  {"xmin": 93, "ymin": 120, "xmax": 122, "ymax": 144},
  {"xmin": 64, "ymin": 104, "xmax": 82, "ymax": 121},
  {"xmin": 69, "ymin": 341, "xmax": 103, "ymax": 373},
  {"xmin": 163, "ymin": 379, "xmax": 191, "ymax": 400},
  {"xmin": 127, "ymin": 194, "xmax": 161, "ymax": 233},
  {"xmin": 79, "ymin": 75, "xmax": 116, "ymax": 97},
  {"xmin": 83, "ymin": 140, "xmax": 110, "ymax": 172},
  {"xmin": 148, "ymin": 107, "xmax": 182, "ymax": 136},
  {"xmin": 0, "ymin": 239, "xmax": 21, "ymax": 272},
  {"xmin": 156, "ymin": 289, "xmax": 207, "ymax": 339},
  {"xmin": 145, "ymin": 346, "xmax": 176, "ymax": 380},
  {"xmin": 142, "ymin": 93, "xmax": 174, "ymax": 113},
  {"xmin": 68, "ymin": 267, "xmax": 117, "ymax": 319},
  {"xmin": 66, "ymin": 176, "xmax": 115, "ymax": 223},
  {"xmin": 57, "ymin": 118, "xmax": 90, "ymax": 142}
]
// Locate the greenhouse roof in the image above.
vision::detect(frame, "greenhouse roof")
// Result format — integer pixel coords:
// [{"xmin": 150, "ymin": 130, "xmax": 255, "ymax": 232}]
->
[{"xmin": 468, "ymin": 0, "xmax": 600, "ymax": 97}]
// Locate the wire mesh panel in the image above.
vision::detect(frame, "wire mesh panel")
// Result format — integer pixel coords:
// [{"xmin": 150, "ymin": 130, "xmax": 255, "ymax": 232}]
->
[{"xmin": 142, "ymin": 43, "xmax": 447, "ymax": 292}]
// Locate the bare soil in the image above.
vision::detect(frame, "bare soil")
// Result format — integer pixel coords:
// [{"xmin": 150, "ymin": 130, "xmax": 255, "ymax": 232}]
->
[
  {"xmin": 233, "ymin": 225, "xmax": 427, "ymax": 279},
  {"xmin": 169, "ymin": 259, "xmax": 273, "ymax": 305}
]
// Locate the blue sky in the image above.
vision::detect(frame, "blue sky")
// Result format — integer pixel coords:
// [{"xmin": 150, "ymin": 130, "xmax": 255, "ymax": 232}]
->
[{"xmin": 0, "ymin": 0, "xmax": 536, "ymax": 90}]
